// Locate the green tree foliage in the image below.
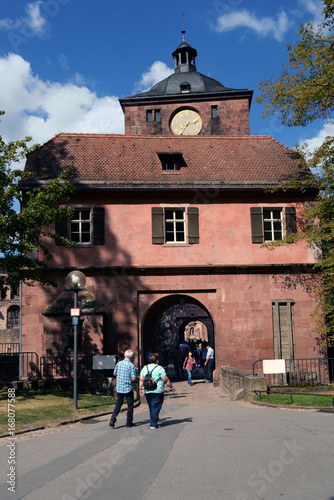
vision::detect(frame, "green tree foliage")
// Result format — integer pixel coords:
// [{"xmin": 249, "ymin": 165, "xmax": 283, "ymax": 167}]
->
[
  {"xmin": 0, "ymin": 112, "xmax": 74, "ymax": 292},
  {"xmin": 256, "ymin": 2, "xmax": 334, "ymax": 127},
  {"xmin": 256, "ymin": 1, "xmax": 334, "ymax": 350}
]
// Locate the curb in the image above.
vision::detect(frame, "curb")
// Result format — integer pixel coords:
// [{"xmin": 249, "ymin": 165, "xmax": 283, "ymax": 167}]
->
[{"xmin": 250, "ymin": 400, "xmax": 334, "ymax": 411}]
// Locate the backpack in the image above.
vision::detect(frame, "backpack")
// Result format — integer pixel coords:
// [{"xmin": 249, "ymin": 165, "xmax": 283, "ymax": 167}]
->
[{"xmin": 143, "ymin": 365, "xmax": 158, "ymax": 390}]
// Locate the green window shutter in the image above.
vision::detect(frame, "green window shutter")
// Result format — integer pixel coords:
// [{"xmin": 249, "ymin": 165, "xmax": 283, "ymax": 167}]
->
[
  {"xmin": 55, "ymin": 220, "xmax": 68, "ymax": 245},
  {"xmin": 250, "ymin": 207, "xmax": 263, "ymax": 244},
  {"xmin": 285, "ymin": 207, "xmax": 296, "ymax": 236},
  {"xmin": 187, "ymin": 207, "xmax": 199, "ymax": 244},
  {"xmin": 152, "ymin": 207, "xmax": 164, "ymax": 244},
  {"xmin": 93, "ymin": 207, "xmax": 105, "ymax": 245}
]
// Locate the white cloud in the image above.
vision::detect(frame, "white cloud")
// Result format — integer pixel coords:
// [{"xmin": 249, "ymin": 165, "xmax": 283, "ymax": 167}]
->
[
  {"xmin": 58, "ymin": 53, "xmax": 69, "ymax": 71},
  {"xmin": 0, "ymin": 53, "xmax": 124, "ymax": 151},
  {"xmin": 298, "ymin": 0, "xmax": 324, "ymax": 23},
  {"xmin": 25, "ymin": 1, "xmax": 48, "ymax": 36},
  {"xmin": 134, "ymin": 61, "xmax": 173, "ymax": 93},
  {"xmin": 300, "ymin": 122, "xmax": 334, "ymax": 152},
  {"xmin": 213, "ymin": 9, "xmax": 292, "ymax": 42},
  {"xmin": 0, "ymin": 53, "xmax": 176, "ymax": 170},
  {"xmin": 0, "ymin": 2, "xmax": 49, "ymax": 38}
]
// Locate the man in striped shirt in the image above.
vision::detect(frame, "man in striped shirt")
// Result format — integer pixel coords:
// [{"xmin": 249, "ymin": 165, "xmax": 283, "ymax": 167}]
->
[{"xmin": 109, "ymin": 349, "xmax": 137, "ymax": 428}]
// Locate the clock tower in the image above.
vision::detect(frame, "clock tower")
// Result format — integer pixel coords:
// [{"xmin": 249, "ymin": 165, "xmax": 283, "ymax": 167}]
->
[{"xmin": 120, "ymin": 31, "xmax": 253, "ymax": 136}]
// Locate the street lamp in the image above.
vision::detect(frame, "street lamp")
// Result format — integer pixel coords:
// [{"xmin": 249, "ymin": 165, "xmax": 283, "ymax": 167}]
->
[{"xmin": 66, "ymin": 270, "xmax": 86, "ymax": 410}]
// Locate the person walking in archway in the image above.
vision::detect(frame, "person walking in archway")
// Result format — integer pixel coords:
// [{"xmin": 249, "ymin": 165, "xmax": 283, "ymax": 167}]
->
[
  {"xmin": 204, "ymin": 344, "xmax": 214, "ymax": 383},
  {"xmin": 183, "ymin": 351, "xmax": 196, "ymax": 386}
]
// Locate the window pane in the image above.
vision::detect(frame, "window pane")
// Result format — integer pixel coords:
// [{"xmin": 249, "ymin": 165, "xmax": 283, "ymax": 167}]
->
[
  {"xmin": 155, "ymin": 110, "xmax": 161, "ymax": 122},
  {"xmin": 82, "ymin": 222, "xmax": 90, "ymax": 232},
  {"xmin": 175, "ymin": 210, "xmax": 184, "ymax": 220},
  {"xmin": 272, "ymin": 210, "xmax": 281, "ymax": 219},
  {"xmin": 263, "ymin": 209, "xmax": 271, "ymax": 219},
  {"xmin": 81, "ymin": 233, "xmax": 91, "ymax": 243},
  {"xmin": 176, "ymin": 232, "xmax": 185, "ymax": 242},
  {"xmin": 71, "ymin": 222, "xmax": 79, "ymax": 232},
  {"xmin": 81, "ymin": 211, "xmax": 90, "ymax": 220},
  {"xmin": 165, "ymin": 210, "xmax": 173, "ymax": 219}
]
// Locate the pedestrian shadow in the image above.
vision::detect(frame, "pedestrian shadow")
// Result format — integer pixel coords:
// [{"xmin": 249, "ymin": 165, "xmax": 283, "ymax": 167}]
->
[
  {"xmin": 160, "ymin": 417, "xmax": 192, "ymax": 427},
  {"xmin": 167, "ymin": 392, "xmax": 189, "ymax": 399},
  {"xmin": 135, "ymin": 417, "xmax": 193, "ymax": 427}
]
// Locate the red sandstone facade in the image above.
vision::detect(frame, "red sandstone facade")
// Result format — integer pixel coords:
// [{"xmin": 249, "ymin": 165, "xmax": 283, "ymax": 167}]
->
[{"xmin": 20, "ymin": 36, "xmax": 320, "ymax": 377}]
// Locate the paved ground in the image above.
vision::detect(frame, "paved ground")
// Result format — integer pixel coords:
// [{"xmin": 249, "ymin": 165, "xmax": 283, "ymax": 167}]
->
[{"xmin": 1, "ymin": 374, "xmax": 334, "ymax": 500}]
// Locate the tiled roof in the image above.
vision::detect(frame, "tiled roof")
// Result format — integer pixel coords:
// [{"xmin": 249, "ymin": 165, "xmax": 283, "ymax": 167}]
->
[{"xmin": 24, "ymin": 133, "xmax": 309, "ymax": 190}]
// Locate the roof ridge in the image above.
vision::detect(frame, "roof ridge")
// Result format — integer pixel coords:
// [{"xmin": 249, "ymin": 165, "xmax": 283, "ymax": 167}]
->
[{"xmin": 49, "ymin": 133, "xmax": 277, "ymax": 140}]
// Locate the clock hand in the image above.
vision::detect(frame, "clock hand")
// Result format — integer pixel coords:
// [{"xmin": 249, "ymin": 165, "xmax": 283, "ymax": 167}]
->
[{"xmin": 179, "ymin": 121, "xmax": 190, "ymax": 135}]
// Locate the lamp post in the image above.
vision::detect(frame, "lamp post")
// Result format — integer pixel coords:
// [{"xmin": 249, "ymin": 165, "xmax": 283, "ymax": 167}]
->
[{"xmin": 66, "ymin": 270, "xmax": 86, "ymax": 410}]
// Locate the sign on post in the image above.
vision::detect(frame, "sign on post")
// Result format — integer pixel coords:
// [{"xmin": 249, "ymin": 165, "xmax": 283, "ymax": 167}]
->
[
  {"xmin": 263, "ymin": 359, "xmax": 286, "ymax": 375},
  {"xmin": 70, "ymin": 308, "xmax": 80, "ymax": 317},
  {"xmin": 93, "ymin": 355, "xmax": 117, "ymax": 370}
]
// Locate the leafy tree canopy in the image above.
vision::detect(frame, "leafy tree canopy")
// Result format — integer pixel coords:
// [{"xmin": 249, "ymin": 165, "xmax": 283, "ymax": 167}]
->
[
  {"xmin": 256, "ymin": 1, "xmax": 334, "ymax": 127},
  {"xmin": 0, "ymin": 111, "xmax": 75, "ymax": 292},
  {"xmin": 256, "ymin": 1, "xmax": 334, "ymax": 350}
]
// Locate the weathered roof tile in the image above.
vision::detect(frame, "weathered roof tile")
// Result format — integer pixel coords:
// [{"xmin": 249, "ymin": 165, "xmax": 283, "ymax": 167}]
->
[{"xmin": 24, "ymin": 133, "xmax": 308, "ymax": 190}]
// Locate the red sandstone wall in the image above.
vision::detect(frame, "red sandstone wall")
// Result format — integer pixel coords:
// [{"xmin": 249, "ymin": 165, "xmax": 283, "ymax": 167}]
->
[
  {"xmin": 21, "ymin": 271, "xmax": 318, "ymax": 372},
  {"xmin": 124, "ymin": 98, "xmax": 250, "ymax": 136},
  {"xmin": 45, "ymin": 198, "xmax": 316, "ymax": 269}
]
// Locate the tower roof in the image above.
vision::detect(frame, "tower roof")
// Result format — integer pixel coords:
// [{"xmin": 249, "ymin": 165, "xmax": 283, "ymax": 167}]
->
[{"xmin": 122, "ymin": 32, "xmax": 251, "ymax": 103}]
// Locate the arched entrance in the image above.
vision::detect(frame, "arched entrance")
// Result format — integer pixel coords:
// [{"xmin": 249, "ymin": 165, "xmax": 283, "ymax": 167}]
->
[{"xmin": 141, "ymin": 294, "xmax": 214, "ymax": 366}]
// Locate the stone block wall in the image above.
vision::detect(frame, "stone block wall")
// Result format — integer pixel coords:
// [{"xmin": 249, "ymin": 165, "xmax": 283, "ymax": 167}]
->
[{"xmin": 220, "ymin": 365, "xmax": 267, "ymax": 401}]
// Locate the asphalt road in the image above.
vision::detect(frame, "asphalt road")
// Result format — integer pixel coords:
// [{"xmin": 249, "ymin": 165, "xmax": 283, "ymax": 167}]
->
[{"xmin": 1, "ymin": 381, "xmax": 333, "ymax": 500}]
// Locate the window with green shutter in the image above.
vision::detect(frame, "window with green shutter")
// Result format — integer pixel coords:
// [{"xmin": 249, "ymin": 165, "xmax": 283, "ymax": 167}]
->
[
  {"xmin": 152, "ymin": 207, "xmax": 199, "ymax": 245},
  {"xmin": 55, "ymin": 207, "xmax": 105, "ymax": 246},
  {"xmin": 250, "ymin": 207, "xmax": 296, "ymax": 243}
]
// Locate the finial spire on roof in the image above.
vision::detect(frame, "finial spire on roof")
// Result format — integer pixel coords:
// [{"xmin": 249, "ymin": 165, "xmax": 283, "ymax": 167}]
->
[{"xmin": 182, "ymin": 12, "xmax": 185, "ymax": 41}]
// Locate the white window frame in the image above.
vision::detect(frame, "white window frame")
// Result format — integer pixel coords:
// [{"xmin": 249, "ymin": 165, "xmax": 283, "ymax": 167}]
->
[
  {"xmin": 164, "ymin": 208, "xmax": 186, "ymax": 244},
  {"xmin": 263, "ymin": 208, "xmax": 283, "ymax": 242},
  {"xmin": 70, "ymin": 209, "xmax": 92, "ymax": 244}
]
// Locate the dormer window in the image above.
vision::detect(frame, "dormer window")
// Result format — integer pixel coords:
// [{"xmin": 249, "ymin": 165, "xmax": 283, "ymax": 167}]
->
[
  {"xmin": 181, "ymin": 83, "xmax": 191, "ymax": 93},
  {"xmin": 158, "ymin": 153, "xmax": 184, "ymax": 172}
]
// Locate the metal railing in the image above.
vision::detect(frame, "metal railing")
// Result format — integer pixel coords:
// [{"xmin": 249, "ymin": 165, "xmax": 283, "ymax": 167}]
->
[
  {"xmin": 0, "ymin": 352, "xmax": 39, "ymax": 380},
  {"xmin": 40, "ymin": 354, "xmax": 93, "ymax": 379},
  {"xmin": 0, "ymin": 343, "xmax": 20, "ymax": 354},
  {"xmin": 253, "ymin": 358, "xmax": 334, "ymax": 386}
]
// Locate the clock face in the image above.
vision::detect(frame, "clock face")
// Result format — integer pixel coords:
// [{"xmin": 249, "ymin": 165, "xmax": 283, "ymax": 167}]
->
[{"xmin": 171, "ymin": 109, "xmax": 202, "ymax": 135}]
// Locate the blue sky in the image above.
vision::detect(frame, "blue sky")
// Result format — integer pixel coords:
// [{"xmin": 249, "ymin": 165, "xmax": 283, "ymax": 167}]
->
[{"xmin": 0, "ymin": 0, "xmax": 331, "ymax": 157}]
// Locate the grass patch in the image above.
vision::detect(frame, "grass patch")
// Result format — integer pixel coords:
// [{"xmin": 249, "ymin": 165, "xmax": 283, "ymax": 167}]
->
[
  {"xmin": 0, "ymin": 389, "xmax": 117, "ymax": 434},
  {"xmin": 253, "ymin": 392, "xmax": 334, "ymax": 407}
]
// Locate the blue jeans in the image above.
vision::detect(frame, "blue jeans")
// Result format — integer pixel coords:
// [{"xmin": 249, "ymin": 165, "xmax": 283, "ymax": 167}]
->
[
  {"xmin": 111, "ymin": 390, "xmax": 134, "ymax": 426},
  {"xmin": 145, "ymin": 392, "xmax": 164, "ymax": 428},
  {"xmin": 186, "ymin": 368, "xmax": 193, "ymax": 385}
]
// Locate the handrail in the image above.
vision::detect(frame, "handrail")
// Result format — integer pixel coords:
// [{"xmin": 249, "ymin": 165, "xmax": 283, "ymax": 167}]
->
[{"xmin": 253, "ymin": 358, "xmax": 334, "ymax": 386}]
